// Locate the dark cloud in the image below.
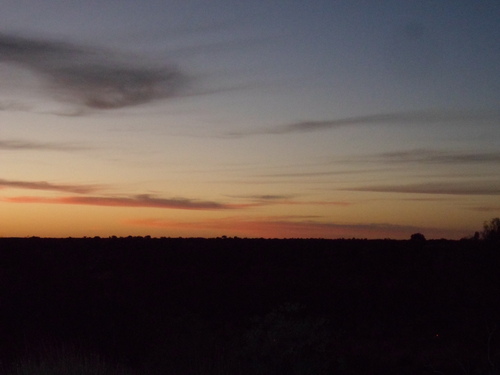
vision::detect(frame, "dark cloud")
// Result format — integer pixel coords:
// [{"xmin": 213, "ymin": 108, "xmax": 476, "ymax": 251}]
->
[
  {"xmin": 226, "ymin": 110, "xmax": 500, "ymax": 137},
  {"xmin": 0, "ymin": 33, "xmax": 189, "ymax": 110},
  {"xmin": 344, "ymin": 181, "xmax": 500, "ymax": 196},
  {"xmin": 5, "ymin": 194, "xmax": 246, "ymax": 210},
  {"xmin": 0, "ymin": 139, "xmax": 86, "ymax": 151},
  {"xmin": 0, "ymin": 178, "xmax": 99, "ymax": 194}
]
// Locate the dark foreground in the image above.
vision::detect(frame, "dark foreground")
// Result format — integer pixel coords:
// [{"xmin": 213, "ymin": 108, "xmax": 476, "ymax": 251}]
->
[{"xmin": 0, "ymin": 237, "xmax": 499, "ymax": 374}]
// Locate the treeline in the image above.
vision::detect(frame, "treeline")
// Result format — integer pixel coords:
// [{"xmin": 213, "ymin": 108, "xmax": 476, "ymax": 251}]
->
[{"xmin": 0, "ymin": 237, "xmax": 499, "ymax": 374}]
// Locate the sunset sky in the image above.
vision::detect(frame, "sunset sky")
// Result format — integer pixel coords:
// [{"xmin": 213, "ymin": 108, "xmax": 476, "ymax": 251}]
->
[{"xmin": 1, "ymin": 0, "xmax": 499, "ymax": 239}]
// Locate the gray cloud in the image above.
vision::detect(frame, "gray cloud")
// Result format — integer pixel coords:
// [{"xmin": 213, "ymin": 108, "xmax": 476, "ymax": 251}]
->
[
  {"xmin": 0, "ymin": 178, "xmax": 99, "ymax": 194},
  {"xmin": 344, "ymin": 181, "xmax": 500, "ymax": 196},
  {"xmin": 0, "ymin": 33, "xmax": 188, "ymax": 110},
  {"xmin": 0, "ymin": 139, "xmax": 86, "ymax": 151},
  {"xmin": 226, "ymin": 110, "xmax": 500, "ymax": 137}
]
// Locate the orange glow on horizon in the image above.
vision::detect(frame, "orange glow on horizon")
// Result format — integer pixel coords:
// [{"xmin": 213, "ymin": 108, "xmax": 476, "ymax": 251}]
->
[{"xmin": 123, "ymin": 216, "xmax": 468, "ymax": 240}]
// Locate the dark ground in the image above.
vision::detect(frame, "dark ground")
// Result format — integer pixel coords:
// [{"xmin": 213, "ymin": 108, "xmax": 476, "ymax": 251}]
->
[{"xmin": 0, "ymin": 237, "xmax": 499, "ymax": 374}]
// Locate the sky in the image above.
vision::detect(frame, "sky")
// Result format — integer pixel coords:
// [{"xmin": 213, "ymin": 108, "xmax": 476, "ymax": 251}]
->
[{"xmin": 1, "ymin": 0, "xmax": 499, "ymax": 239}]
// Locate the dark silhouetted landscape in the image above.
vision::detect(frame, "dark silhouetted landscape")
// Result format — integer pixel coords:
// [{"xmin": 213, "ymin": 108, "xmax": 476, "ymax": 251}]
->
[{"xmin": 1, "ymin": 232, "xmax": 500, "ymax": 374}]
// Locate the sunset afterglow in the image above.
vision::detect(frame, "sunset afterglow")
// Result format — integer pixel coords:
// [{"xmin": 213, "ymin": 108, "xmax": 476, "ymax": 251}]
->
[{"xmin": 1, "ymin": 1, "xmax": 499, "ymax": 238}]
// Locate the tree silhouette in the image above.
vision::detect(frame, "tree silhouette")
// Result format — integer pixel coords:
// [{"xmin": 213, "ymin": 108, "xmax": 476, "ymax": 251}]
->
[
  {"xmin": 482, "ymin": 218, "xmax": 500, "ymax": 242},
  {"xmin": 410, "ymin": 233, "xmax": 426, "ymax": 242}
]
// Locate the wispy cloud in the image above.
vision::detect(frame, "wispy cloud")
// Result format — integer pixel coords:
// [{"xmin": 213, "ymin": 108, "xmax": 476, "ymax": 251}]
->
[
  {"xmin": 0, "ymin": 33, "xmax": 189, "ymax": 111},
  {"xmin": 0, "ymin": 101, "xmax": 32, "ymax": 112},
  {"xmin": 228, "ymin": 194, "xmax": 352, "ymax": 207},
  {"xmin": 227, "ymin": 194, "xmax": 294, "ymax": 204},
  {"xmin": 4, "ymin": 194, "xmax": 248, "ymax": 210},
  {"xmin": 400, "ymin": 197, "xmax": 455, "ymax": 202},
  {"xmin": 354, "ymin": 149, "xmax": 500, "ymax": 165},
  {"xmin": 225, "ymin": 110, "xmax": 500, "ymax": 137},
  {"xmin": 245, "ymin": 194, "xmax": 290, "ymax": 201},
  {"xmin": 344, "ymin": 181, "xmax": 500, "ymax": 196},
  {"xmin": 0, "ymin": 178, "xmax": 99, "ymax": 194},
  {"xmin": 125, "ymin": 216, "xmax": 466, "ymax": 239},
  {"xmin": 255, "ymin": 168, "xmax": 389, "ymax": 179},
  {"xmin": 0, "ymin": 139, "xmax": 87, "ymax": 151},
  {"xmin": 467, "ymin": 206, "xmax": 500, "ymax": 213}
]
